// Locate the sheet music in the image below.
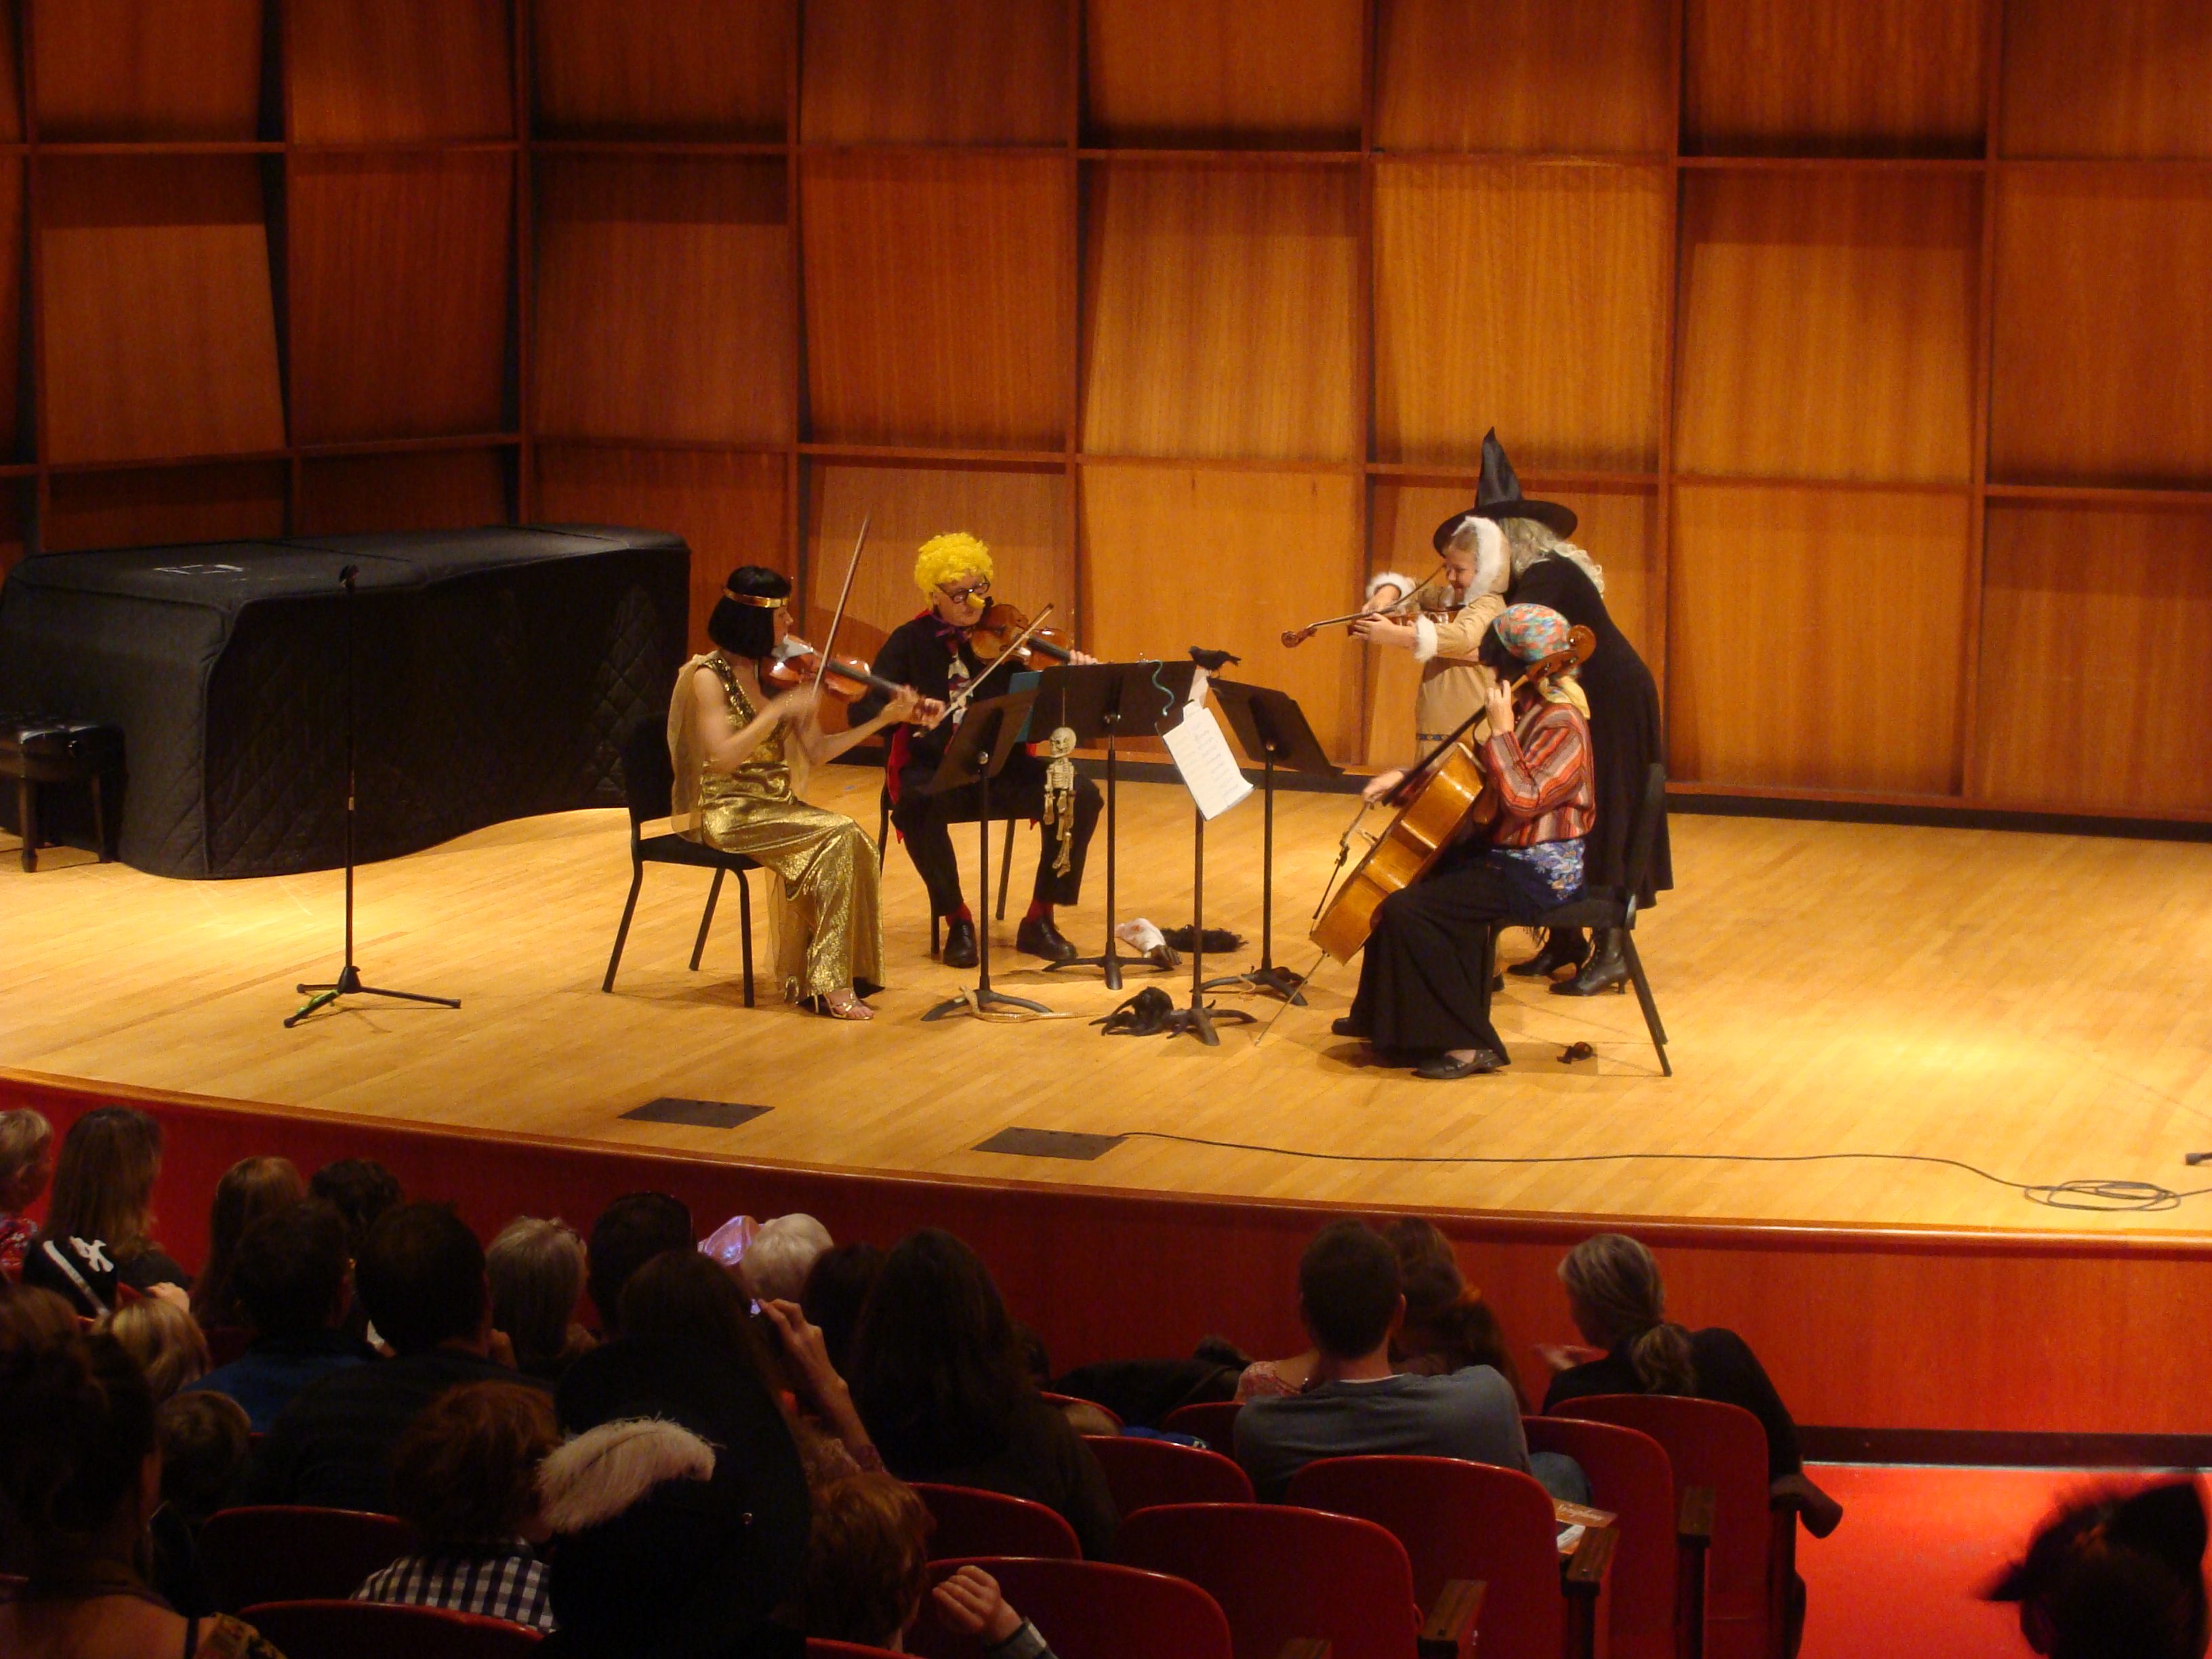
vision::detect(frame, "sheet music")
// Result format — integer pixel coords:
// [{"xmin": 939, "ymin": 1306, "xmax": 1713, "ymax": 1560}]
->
[{"xmin": 1162, "ymin": 705, "xmax": 1253, "ymax": 821}]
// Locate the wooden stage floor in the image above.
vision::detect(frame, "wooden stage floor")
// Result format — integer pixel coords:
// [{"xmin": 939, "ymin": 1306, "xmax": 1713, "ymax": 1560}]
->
[{"xmin": 8, "ymin": 768, "xmax": 2212, "ymax": 1238}]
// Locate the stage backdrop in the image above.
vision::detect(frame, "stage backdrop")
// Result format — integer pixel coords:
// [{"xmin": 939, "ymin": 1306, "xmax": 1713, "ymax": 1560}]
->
[{"xmin": 0, "ymin": 0, "xmax": 2206, "ymax": 820}]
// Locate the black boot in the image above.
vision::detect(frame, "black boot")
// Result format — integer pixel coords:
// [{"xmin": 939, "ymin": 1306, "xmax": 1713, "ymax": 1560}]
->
[
  {"xmin": 1509, "ymin": 926, "xmax": 1589, "ymax": 978},
  {"xmin": 1552, "ymin": 928, "xmax": 1628, "ymax": 996},
  {"xmin": 941, "ymin": 917, "xmax": 979, "ymax": 970}
]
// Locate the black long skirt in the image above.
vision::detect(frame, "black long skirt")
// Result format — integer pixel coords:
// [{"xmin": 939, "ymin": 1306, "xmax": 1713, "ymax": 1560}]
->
[{"xmin": 1346, "ymin": 843, "xmax": 1561, "ymax": 1057}]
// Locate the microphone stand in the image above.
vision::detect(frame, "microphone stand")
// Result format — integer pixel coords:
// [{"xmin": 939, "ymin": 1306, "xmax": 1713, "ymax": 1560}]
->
[{"xmin": 286, "ymin": 565, "xmax": 461, "ymax": 1027}]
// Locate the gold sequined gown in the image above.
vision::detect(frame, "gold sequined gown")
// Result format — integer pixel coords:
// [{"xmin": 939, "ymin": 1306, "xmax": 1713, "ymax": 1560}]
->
[{"xmin": 668, "ymin": 653, "xmax": 884, "ymax": 1002}]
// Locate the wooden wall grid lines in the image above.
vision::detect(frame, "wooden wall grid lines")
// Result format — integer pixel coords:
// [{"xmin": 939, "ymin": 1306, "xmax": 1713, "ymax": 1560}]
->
[{"xmin": 2, "ymin": 0, "xmax": 2210, "ymax": 817}]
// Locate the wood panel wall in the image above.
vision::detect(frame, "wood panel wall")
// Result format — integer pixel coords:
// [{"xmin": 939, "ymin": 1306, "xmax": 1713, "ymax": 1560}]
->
[{"xmin": 1, "ymin": 0, "xmax": 2207, "ymax": 820}]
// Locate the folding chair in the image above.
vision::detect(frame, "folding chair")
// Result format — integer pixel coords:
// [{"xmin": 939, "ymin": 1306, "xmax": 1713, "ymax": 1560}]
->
[
  {"xmin": 603, "ymin": 718, "xmax": 757, "ymax": 1002},
  {"xmin": 1530, "ymin": 762, "xmax": 1671, "ymax": 1074}
]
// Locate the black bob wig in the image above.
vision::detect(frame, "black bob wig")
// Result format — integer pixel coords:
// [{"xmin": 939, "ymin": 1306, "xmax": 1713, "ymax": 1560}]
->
[{"xmin": 706, "ymin": 565, "xmax": 792, "ymax": 659}]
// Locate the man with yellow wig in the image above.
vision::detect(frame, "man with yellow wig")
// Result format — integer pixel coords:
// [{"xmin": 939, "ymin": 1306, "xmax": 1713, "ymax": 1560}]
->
[{"xmin": 848, "ymin": 533, "xmax": 1103, "ymax": 969}]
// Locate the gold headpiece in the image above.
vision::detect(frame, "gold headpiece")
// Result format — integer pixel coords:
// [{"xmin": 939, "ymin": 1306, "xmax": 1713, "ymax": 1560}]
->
[{"xmin": 724, "ymin": 589, "xmax": 785, "ymax": 609}]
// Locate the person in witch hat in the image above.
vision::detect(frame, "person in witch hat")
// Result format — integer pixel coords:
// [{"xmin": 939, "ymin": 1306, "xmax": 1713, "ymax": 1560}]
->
[{"xmin": 1440, "ymin": 429, "xmax": 1673, "ymax": 997}]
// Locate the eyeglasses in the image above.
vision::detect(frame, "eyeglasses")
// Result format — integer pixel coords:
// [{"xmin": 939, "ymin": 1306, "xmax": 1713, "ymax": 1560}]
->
[{"xmin": 937, "ymin": 579, "xmax": 991, "ymax": 604}]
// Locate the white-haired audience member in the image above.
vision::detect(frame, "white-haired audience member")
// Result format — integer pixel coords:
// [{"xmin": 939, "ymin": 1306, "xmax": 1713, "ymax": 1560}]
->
[{"xmin": 741, "ymin": 1214, "xmax": 833, "ymax": 1305}]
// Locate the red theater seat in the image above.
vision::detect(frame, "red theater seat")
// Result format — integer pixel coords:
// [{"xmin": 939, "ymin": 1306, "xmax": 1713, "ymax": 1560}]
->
[
  {"xmin": 1527, "ymin": 1414, "xmax": 1679, "ymax": 1659},
  {"xmin": 906, "ymin": 1557, "xmax": 1233, "ymax": 1659},
  {"xmin": 1553, "ymin": 1395, "xmax": 1788, "ymax": 1659},
  {"xmin": 202, "ymin": 1507, "xmax": 414, "ymax": 1612},
  {"xmin": 241, "ymin": 1599, "xmax": 539, "ymax": 1658},
  {"xmin": 912, "ymin": 1482, "xmax": 1083, "ymax": 1561},
  {"xmin": 1084, "ymin": 1433, "xmax": 1254, "ymax": 1512},
  {"xmin": 1117, "ymin": 1501, "xmax": 1468, "ymax": 1659},
  {"xmin": 1161, "ymin": 1399, "xmax": 1242, "ymax": 1456}
]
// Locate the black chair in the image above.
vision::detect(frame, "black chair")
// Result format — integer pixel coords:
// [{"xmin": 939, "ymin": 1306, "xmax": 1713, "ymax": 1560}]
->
[
  {"xmin": 1531, "ymin": 760, "xmax": 1671, "ymax": 1075},
  {"xmin": 876, "ymin": 785, "xmax": 1021, "ymax": 957},
  {"xmin": 603, "ymin": 720, "xmax": 756, "ymax": 1004}
]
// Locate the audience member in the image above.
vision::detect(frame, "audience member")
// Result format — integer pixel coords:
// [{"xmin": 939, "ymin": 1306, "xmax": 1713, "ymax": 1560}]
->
[
  {"xmin": 848, "ymin": 1227, "xmax": 1117, "ymax": 1559},
  {"xmin": 0, "ymin": 1107, "xmax": 55, "ymax": 1279},
  {"xmin": 148, "ymin": 1391, "xmax": 251, "ymax": 1618},
  {"xmin": 355, "ymin": 1380, "xmax": 562, "ymax": 1632},
  {"xmin": 790, "ymin": 1471, "xmax": 1063, "ymax": 1658},
  {"xmin": 22, "ymin": 1106, "xmax": 191, "ymax": 1315},
  {"xmin": 241, "ymin": 1202, "xmax": 543, "ymax": 1512},
  {"xmin": 537, "ymin": 1334, "xmax": 810, "ymax": 1659},
  {"xmin": 188, "ymin": 1157, "xmax": 305, "ymax": 1332},
  {"xmin": 619, "ymin": 1246, "xmax": 880, "ymax": 1485},
  {"xmin": 1384, "ymin": 1216, "xmax": 1530, "ymax": 1410},
  {"xmin": 189, "ymin": 1200, "xmax": 367, "ymax": 1430},
  {"xmin": 0, "ymin": 1294, "xmax": 285, "ymax": 1658},
  {"xmin": 1234, "ymin": 1220, "xmax": 1549, "ymax": 1503},
  {"xmin": 1541, "ymin": 1233, "xmax": 1843, "ymax": 1530},
  {"xmin": 489, "ymin": 1216, "xmax": 596, "ymax": 1384},
  {"xmin": 1987, "ymin": 1479, "xmax": 2208, "ymax": 1659},
  {"xmin": 800, "ymin": 1242, "xmax": 883, "ymax": 1374},
  {"xmin": 741, "ymin": 1214, "xmax": 832, "ymax": 1304},
  {"xmin": 585, "ymin": 1191, "xmax": 693, "ymax": 1335},
  {"xmin": 98, "ymin": 1295, "xmax": 209, "ymax": 1402},
  {"xmin": 308, "ymin": 1158, "xmax": 403, "ymax": 1346}
]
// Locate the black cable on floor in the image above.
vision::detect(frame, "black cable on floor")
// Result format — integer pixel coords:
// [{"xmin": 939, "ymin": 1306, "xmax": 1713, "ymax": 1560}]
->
[{"xmin": 1110, "ymin": 1132, "xmax": 2212, "ymax": 1213}]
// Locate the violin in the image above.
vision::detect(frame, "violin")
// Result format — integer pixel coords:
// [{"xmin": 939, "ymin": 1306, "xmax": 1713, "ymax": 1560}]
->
[
  {"xmin": 1281, "ymin": 564, "xmax": 1450, "ymax": 649},
  {"xmin": 966, "ymin": 602, "xmax": 1076, "ymax": 669},
  {"xmin": 1309, "ymin": 624, "xmax": 1597, "ymax": 963},
  {"xmin": 764, "ymin": 636, "xmax": 915, "ymax": 705}
]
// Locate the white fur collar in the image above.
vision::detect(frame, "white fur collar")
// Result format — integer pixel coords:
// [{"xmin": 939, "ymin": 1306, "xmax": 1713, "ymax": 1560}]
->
[{"xmin": 538, "ymin": 1418, "xmax": 717, "ymax": 1534}]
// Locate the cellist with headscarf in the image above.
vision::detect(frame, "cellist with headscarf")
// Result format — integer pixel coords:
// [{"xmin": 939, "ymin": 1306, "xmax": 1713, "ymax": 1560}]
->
[{"xmin": 1333, "ymin": 604, "xmax": 1596, "ymax": 1080}]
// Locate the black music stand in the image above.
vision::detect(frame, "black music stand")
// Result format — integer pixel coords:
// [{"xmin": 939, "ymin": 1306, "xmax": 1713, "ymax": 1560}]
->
[
  {"xmin": 920, "ymin": 689, "xmax": 1052, "ymax": 1022},
  {"xmin": 1160, "ymin": 690, "xmax": 1258, "ymax": 1048},
  {"xmin": 1200, "ymin": 680, "xmax": 1340, "ymax": 1004},
  {"xmin": 1030, "ymin": 659, "xmax": 1196, "ymax": 989}
]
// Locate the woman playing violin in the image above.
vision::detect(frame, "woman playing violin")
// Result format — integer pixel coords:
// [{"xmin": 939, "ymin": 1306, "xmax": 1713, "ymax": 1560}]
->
[
  {"xmin": 846, "ymin": 533, "xmax": 1103, "ymax": 971},
  {"xmin": 1349, "ymin": 513, "xmax": 1513, "ymax": 751},
  {"xmin": 668, "ymin": 565, "xmax": 933, "ymax": 1020},
  {"xmin": 1335, "ymin": 604, "xmax": 1595, "ymax": 1079}
]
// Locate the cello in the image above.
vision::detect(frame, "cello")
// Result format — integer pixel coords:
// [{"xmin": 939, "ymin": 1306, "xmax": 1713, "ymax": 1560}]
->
[{"xmin": 1309, "ymin": 624, "xmax": 1595, "ymax": 963}]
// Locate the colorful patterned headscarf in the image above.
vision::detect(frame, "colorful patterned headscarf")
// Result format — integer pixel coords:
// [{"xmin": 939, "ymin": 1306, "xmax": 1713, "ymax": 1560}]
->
[{"xmin": 1490, "ymin": 604, "xmax": 1587, "ymax": 713}]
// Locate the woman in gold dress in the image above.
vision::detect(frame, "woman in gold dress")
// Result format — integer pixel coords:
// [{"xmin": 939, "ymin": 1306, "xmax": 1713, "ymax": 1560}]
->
[{"xmin": 668, "ymin": 566, "xmax": 937, "ymax": 1020}]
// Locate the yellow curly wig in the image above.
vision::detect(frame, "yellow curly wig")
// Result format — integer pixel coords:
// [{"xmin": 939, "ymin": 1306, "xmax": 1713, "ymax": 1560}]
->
[{"xmin": 913, "ymin": 532, "xmax": 994, "ymax": 596}]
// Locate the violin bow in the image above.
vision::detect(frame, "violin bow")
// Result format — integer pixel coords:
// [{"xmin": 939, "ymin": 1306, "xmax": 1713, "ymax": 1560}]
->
[
  {"xmin": 810, "ymin": 511, "xmax": 870, "ymax": 698},
  {"xmin": 945, "ymin": 603, "xmax": 1058, "ymax": 720}
]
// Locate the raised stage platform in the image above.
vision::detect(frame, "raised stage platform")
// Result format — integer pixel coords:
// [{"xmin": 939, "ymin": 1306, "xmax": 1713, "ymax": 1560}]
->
[{"xmin": 7, "ymin": 769, "xmax": 2212, "ymax": 1439}]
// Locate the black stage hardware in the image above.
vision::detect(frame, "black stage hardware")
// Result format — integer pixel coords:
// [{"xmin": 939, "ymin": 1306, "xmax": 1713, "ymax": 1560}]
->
[
  {"xmin": 285, "ymin": 565, "xmax": 462, "ymax": 1028},
  {"xmin": 1200, "ymin": 679, "xmax": 1339, "ymax": 1004},
  {"xmin": 623, "ymin": 1098, "xmax": 773, "ymax": 1130},
  {"xmin": 1181, "ymin": 796, "xmax": 1258, "ymax": 1046},
  {"xmin": 974, "ymin": 1127, "xmax": 1126, "ymax": 1162},
  {"xmin": 1032, "ymin": 659, "xmax": 1197, "ymax": 989},
  {"xmin": 921, "ymin": 689, "xmax": 1052, "ymax": 1022}
]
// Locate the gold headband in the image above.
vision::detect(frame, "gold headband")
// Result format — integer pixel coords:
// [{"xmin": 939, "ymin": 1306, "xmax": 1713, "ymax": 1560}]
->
[{"xmin": 723, "ymin": 589, "xmax": 785, "ymax": 609}]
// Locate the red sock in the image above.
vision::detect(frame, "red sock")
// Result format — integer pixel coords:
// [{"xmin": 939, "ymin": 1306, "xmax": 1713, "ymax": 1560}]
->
[
  {"xmin": 1023, "ymin": 900, "xmax": 1052, "ymax": 924},
  {"xmin": 946, "ymin": 904, "xmax": 972, "ymax": 923}
]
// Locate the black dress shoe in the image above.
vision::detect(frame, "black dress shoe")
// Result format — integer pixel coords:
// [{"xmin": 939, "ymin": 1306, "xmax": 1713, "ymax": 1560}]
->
[
  {"xmin": 1509, "ymin": 926, "xmax": 1590, "ymax": 978},
  {"xmin": 1414, "ymin": 1049, "xmax": 1504, "ymax": 1080},
  {"xmin": 1331, "ymin": 1017, "xmax": 1366, "ymax": 1038},
  {"xmin": 941, "ymin": 918, "xmax": 979, "ymax": 970},
  {"xmin": 1015, "ymin": 914, "xmax": 1080, "ymax": 963},
  {"xmin": 1552, "ymin": 928, "xmax": 1629, "ymax": 996}
]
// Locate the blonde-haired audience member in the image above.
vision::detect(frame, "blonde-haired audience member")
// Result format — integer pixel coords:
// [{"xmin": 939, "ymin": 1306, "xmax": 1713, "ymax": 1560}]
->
[
  {"xmin": 0, "ymin": 1108, "xmax": 54, "ymax": 1279},
  {"xmin": 102, "ymin": 1295, "xmax": 210, "ymax": 1402}
]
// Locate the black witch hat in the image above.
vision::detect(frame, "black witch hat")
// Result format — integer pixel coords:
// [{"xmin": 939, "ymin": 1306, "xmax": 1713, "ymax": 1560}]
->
[{"xmin": 1431, "ymin": 429, "xmax": 1579, "ymax": 550}]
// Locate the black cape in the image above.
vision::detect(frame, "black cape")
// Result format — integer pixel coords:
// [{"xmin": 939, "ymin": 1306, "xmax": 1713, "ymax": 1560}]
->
[{"xmin": 1506, "ymin": 556, "xmax": 1671, "ymax": 903}]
